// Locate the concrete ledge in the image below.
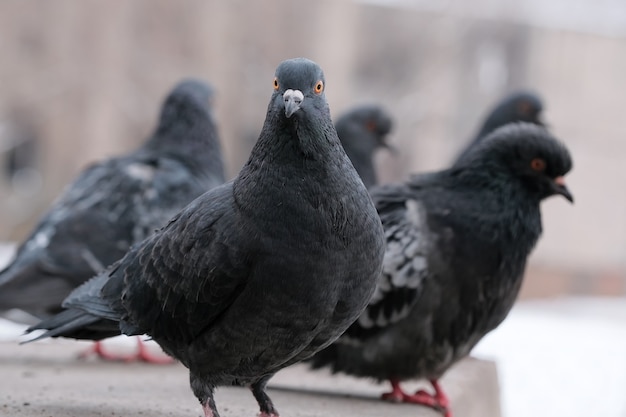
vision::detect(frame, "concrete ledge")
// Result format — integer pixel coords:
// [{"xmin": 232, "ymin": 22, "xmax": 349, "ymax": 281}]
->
[{"xmin": 0, "ymin": 340, "xmax": 501, "ymax": 417}]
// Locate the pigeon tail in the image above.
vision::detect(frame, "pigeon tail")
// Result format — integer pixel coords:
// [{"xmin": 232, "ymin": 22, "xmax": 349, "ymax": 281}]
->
[
  {"xmin": 0, "ymin": 263, "xmax": 74, "ymax": 318},
  {"xmin": 24, "ymin": 308, "xmax": 119, "ymax": 342}
]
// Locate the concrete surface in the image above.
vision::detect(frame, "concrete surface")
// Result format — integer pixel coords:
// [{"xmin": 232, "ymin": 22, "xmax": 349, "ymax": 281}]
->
[{"xmin": 0, "ymin": 340, "xmax": 500, "ymax": 417}]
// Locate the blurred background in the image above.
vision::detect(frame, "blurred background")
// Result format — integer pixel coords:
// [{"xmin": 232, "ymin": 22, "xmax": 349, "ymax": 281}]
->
[
  {"xmin": 0, "ymin": 1, "xmax": 624, "ymax": 416},
  {"xmin": 1, "ymin": 0, "xmax": 624, "ymax": 298}
]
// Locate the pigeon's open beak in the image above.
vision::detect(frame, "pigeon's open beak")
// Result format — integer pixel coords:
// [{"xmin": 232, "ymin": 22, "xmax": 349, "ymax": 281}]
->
[
  {"xmin": 283, "ymin": 89, "xmax": 304, "ymax": 118},
  {"xmin": 553, "ymin": 176, "xmax": 574, "ymax": 203}
]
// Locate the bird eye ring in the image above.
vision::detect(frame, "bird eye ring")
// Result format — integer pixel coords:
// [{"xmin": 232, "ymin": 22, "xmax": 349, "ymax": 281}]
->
[
  {"xmin": 517, "ymin": 101, "xmax": 532, "ymax": 116},
  {"xmin": 530, "ymin": 158, "xmax": 546, "ymax": 172},
  {"xmin": 273, "ymin": 78, "xmax": 279, "ymax": 91},
  {"xmin": 314, "ymin": 81, "xmax": 324, "ymax": 94}
]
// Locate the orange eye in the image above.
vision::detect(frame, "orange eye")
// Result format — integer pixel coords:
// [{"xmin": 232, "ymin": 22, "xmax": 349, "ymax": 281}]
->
[
  {"xmin": 530, "ymin": 158, "xmax": 546, "ymax": 172},
  {"xmin": 273, "ymin": 78, "xmax": 279, "ymax": 91},
  {"xmin": 517, "ymin": 100, "xmax": 532, "ymax": 116},
  {"xmin": 314, "ymin": 80, "xmax": 324, "ymax": 94}
]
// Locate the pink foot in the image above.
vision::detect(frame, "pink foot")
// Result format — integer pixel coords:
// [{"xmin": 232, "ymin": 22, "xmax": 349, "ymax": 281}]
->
[
  {"xmin": 133, "ymin": 338, "xmax": 175, "ymax": 364},
  {"xmin": 258, "ymin": 413, "xmax": 279, "ymax": 417},
  {"xmin": 381, "ymin": 382, "xmax": 404, "ymax": 402},
  {"xmin": 429, "ymin": 379, "xmax": 451, "ymax": 411},
  {"xmin": 78, "ymin": 341, "xmax": 129, "ymax": 361},
  {"xmin": 382, "ymin": 379, "xmax": 452, "ymax": 417},
  {"xmin": 402, "ymin": 389, "xmax": 440, "ymax": 408},
  {"xmin": 78, "ymin": 338, "xmax": 174, "ymax": 364},
  {"xmin": 202, "ymin": 402, "xmax": 215, "ymax": 417}
]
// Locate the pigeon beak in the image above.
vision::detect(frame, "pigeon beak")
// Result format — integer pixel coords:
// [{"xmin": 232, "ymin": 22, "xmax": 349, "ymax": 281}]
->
[
  {"xmin": 536, "ymin": 116, "xmax": 549, "ymax": 128},
  {"xmin": 283, "ymin": 89, "xmax": 304, "ymax": 118},
  {"xmin": 553, "ymin": 176, "xmax": 574, "ymax": 203},
  {"xmin": 381, "ymin": 141, "xmax": 399, "ymax": 156}
]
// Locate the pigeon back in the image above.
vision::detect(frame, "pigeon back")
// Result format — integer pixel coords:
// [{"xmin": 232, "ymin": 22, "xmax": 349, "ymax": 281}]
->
[{"xmin": 0, "ymin": 79, "xmax": 225, "ymax": 319}]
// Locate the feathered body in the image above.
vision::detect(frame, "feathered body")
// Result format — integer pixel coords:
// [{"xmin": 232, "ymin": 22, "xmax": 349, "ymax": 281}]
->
[
  {"xmin": 0, "ymin": 80, "xmax": 225, "ymax": 319},
  {"xmin": 28, "ymin": 58, "xmax": 385, "ymax": 417},
  {"xmin": 311, "ymin": 123, "xmax": 573, "ymax": 415}
]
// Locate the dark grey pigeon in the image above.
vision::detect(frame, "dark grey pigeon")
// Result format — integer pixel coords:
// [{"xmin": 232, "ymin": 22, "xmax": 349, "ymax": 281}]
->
[
  {"xmin": 27, "ymin": 58, "xmax": 385, "ymax": 417},
  {"xmin": 335, "ymin": 105, "xmax": 393, "ymax": 189},
  {"xmin": 310, "ymin": 123, "xmax": 573, "ymax": 417},
  {"xmin": 0, "ymin": 79, "xmax": 225, "ymax": 360},
  {"xmin": 455, "ymin": 91, "xmax": 544, "ymax": 163}
]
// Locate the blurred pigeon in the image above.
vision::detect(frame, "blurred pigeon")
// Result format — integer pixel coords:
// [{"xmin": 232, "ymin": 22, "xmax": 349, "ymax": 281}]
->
[
  {"xmin": 27, "ymin": 58, "xmax": 385, "ymax": 417},
  {"xmin": 310, "ymin": 123, "xmax": 573, "ymax": 417},
  {"xmin": 455, "ymin": 91, "xmax": 544, "ymax": 162},
  {"xmin": 335, "ymin": 105, "xmax": 393, "ymax": 188},
  {"xmin": 1, "ymin": 79, "xmax": 225, "ymax": 361}
]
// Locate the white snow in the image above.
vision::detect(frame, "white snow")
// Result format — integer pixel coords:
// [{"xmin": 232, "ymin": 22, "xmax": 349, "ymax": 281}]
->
[
  {"xmin": 0, "ymin": 242, "xmax": 16, "ymax": 267},
  {"xmin": 474, "ymin": 297, "xmax": 626, "ymax": 417}
]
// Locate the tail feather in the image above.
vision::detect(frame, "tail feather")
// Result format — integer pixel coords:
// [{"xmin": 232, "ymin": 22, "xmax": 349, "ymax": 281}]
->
[
  {"xmin": 24, "ymin": 308, "xmax": 120, "ymax": 342},
  {"xmin": 0, "ymin": 262, "xmax": 73, "ymax": 317},
  {"xmin": 63, "ymin": 269, "xmax": 121, "ymax": 322}
]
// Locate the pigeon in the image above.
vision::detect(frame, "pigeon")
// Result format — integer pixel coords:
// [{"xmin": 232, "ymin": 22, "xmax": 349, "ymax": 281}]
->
[
  {"xmin": 26, "ymin": 58, "xmax": 385, "ymax": 417},
  {"xmin": 455, "ymin": 91, "xmax": 544, "ymax": 162},
  {"xmin": 309, "ymin": 122, "xmax": 573, "ymax": 417},
  {"xmin": 335, "ymin": 105, "xmax": 394, "ymax": 188},
  {"xmin": 1, "ymin": 78, "xmax": 225, "ymax": 361}
]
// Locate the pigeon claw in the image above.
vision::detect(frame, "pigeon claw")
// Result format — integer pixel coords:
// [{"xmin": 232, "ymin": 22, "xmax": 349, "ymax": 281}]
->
[
  {"xmin": 382, "ymin": 379, "xmax": 452, "ymax": 417},
  {"xmin": 404, "ymin": 389, "xmax": 440, "ymax": 407},
  {"xmin": 381, "ymin": 390, "xmax": 404, "ymax": 403},
  {"xmin": 381, "ymin": 378, "xmax": 408, "ymax": 403}
]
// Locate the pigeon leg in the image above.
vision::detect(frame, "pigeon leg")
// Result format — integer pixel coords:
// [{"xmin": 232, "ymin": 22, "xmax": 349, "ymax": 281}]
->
[
  {"xmin": 381, "ymin": 379, "xmax": 409, "ymax": 402},
  {"xmin": 251, "ymin": 375, "xmax": 279, "ymax": 417},
  {"xmin": 77, "ymin": 341, "xmax": 129, "ymax": 361},
  {"xmin": 382, "ymin": 379, "xmax": 451, "ymax": 417},
  {"xmin": 133, "ymin": 338, "xmax": 175, "ymax": 364},
  {"xmin": 202, "ymin": 399, "xmax": 218, "ymax": 417},
  {"xmin": 77, "ymin": 338, "xmax": 173, "ymax": 364},
  {"xmin": 191, "ymin": 375, "xmax": 220, "ymax": 417},
  {"xmin": 429, "ymin": 379, "xmax": 450, "ymax": 410},
  {"xmin": 406, "ymin": 379, "xmax": 451, "ymax": 417}
]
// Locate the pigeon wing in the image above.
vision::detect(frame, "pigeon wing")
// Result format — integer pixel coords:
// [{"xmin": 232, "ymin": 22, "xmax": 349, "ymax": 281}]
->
[
  {"xmin": 342, "ymin": 182, "xmax": 429, "ymax": 341},
  {"xmin": 95, "ymin": 182, "xmax": 252, "ymax": 344}
]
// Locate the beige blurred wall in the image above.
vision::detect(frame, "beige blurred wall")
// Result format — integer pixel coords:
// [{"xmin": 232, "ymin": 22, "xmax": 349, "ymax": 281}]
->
[{"xmin": 0, "ymin": 0, "xmax": 623, "ymax": 296}]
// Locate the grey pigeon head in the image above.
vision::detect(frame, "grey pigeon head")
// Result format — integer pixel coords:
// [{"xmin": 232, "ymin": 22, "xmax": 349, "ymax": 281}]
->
[
  {"xmin": 336, "ymin": 105, "xmax": 393, "ymax": 139},
  {"xmin": 478, "ymin": 91, "xmax": 544, "ymax": 135},
  {"xmin": 455, "ymin": 122, "xmax": 573, "ymax": 203},
  {"xmin": 336, "ymin": 105, "xmax": 394, "ymax": 188},
  {"xmin": 155, "ymin": 78, "xmax": 216, "ymax": 134},
  {"xmin": 256, "ymin": 58, "xmax": 339, "ymax": 160},
  {"xmin": 269, "ymin": 58, "xmax": 328, "ymax": 120},
  {"xmin": 146, "ymin": 78, "xmax": 224, "ymax": 184}
]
